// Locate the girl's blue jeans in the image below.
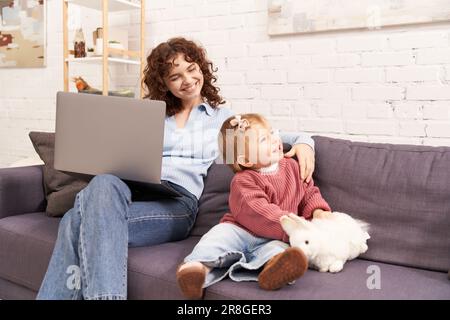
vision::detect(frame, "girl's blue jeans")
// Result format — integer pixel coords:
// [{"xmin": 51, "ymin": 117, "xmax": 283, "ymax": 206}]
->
[
  {"xmin": 184, "ymin": 223, "xmax": 289, "ymax": 288},
  {"xmin": 37, "ymin": 174, "xmax": 198, "ymax": 300}
]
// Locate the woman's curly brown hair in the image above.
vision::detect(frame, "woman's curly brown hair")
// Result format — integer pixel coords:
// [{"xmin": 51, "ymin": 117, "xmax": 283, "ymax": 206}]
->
[{"xmin": 142, "ymin": 37, "xmax": 225, "ymax": 116}]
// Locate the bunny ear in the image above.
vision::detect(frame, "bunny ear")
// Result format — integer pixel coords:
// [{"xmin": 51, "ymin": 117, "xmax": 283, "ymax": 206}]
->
[
  {"xmin": 288, "ymin": 213, "xmax": 304, "ymax": 223},
  {"xmin": 288, "ymin": 213, "xmax": 314, "ymax": 231},
  {"xmin": 280, "ymin": 215, "xmax": 298, "ymax": 236}
]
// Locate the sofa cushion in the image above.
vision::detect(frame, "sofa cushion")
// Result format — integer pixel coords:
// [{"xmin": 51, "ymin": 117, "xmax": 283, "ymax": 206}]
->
[
  {"xmin": 29, "ymin": 132, "xmax": 92, "ymax": 217},
  {"xmin": 203, "ymin": 259, "xmax": 450, "ymax": 300},
  {"xmin": 0, "ymin": 212, "xmax": 59, "ymax": 291},
  {"xmin": 313, "ymin": 136, "xmax": 450, "ymax": 272},
  {"xmin": 0, "ymin": 165, "xmax": 46, "ymax": 220},
  {"xmin": 127, "ymin": 237, "xmax": 200, "ymax": 299},
  {"xmin": 0, "ymin": 277, "xmax": 37, "ymax": 300},
  {"xmin": 190, "ymin": 163, "xmax": 234, "ymax": 236}
]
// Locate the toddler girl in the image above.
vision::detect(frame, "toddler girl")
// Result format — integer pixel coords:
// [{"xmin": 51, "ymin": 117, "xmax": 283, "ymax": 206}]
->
[{"xmin": 176, "ymin": 113, "xmax": 332, "ymax": 299}]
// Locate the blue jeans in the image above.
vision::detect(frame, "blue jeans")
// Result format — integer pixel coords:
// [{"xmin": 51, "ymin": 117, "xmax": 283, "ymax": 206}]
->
[
  {"xmin": 37, "ymin": 174, "xmax": 198, "ymax": 300},
  {"xmin": 184, "ymin": 223, "xmax": 288, "ymax": 288}
]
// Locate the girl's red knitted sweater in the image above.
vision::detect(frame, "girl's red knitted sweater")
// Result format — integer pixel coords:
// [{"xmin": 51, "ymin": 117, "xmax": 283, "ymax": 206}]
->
[{"xmin": 220, "ymin": 157, "xmax": 331, "ymax": 242}]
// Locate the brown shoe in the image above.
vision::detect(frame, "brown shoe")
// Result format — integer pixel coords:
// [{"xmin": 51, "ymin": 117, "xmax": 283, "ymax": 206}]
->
[
  {"xmin": 258, "ymin": 247, "xmax": 308, "ymax": 290},
  {"xmin": 176, "ymin": 263, "xmax": 206, "ymax": 299}
]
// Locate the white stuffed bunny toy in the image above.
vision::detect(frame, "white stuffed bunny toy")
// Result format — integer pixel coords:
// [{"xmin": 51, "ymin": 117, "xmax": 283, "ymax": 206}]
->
[{"xmin": 280, "ymin": 212, "xmax": 370, "ymax": 273}]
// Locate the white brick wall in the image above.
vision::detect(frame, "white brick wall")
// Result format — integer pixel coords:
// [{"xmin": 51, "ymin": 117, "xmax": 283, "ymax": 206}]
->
[{"xmin": 1, "ymin": 0, "xmax": 450, "ymax": 168}]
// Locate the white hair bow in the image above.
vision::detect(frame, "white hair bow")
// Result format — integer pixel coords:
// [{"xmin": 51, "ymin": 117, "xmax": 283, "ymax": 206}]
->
[{"xmin": 229, "ymin": 115, "xmax": 249, "ymax": 131}]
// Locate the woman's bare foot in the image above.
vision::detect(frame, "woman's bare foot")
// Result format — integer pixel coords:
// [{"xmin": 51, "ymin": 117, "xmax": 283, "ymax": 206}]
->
[{"xmin": 176, "ymin": 262, "xmax": 210, "ymax": 299}]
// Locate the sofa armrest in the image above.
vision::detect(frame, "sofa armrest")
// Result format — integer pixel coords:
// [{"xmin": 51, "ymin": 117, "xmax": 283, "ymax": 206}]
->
[{"xmin": 0, "ymin": 165, "xmax": 46, "ymax": 219}]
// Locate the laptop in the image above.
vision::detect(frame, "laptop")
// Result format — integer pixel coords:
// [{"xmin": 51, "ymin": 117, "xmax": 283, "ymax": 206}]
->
[{"xmin": 54, "ymin": 91, "xmax": 183, "ymax": 199}]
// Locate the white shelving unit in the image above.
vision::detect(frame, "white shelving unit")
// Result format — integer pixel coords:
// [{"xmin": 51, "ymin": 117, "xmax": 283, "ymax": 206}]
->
[
  {"xmin": 66, "ymin": 0, "xmax": 141, "ymax": 12},
  {"xmin": 63, "ymin": 0, "xmax": 145, "ymax": 97},
  {"xmin": 65, "ymin": 57, "xmax": 141, "ymax": 65}
]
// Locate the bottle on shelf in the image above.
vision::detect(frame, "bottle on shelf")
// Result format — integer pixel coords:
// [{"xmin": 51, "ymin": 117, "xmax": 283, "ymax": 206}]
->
[
  {"xmin": 93, "ymin": 27, "xmax": 103, "ymax": 55},
  {"xmin": 74, "ymin": 28, "xmax": 86, "ymax": 58}
]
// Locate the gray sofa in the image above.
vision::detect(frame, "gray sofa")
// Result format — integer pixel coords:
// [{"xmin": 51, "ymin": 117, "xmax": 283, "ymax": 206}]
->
[{"xmin": 0, "ymin": 136, "xmax": 449, "ymax": 300}]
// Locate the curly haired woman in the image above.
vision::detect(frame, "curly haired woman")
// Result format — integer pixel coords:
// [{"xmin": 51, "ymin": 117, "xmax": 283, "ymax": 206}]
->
[{"xmin": 37, "ymin": 37, "xmax": 316, "ymax": 300}]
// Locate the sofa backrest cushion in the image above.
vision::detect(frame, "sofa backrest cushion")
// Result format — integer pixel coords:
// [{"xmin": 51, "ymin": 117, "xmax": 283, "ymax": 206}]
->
[
  {"xmin": 313, "ymin": 136, "xmax": 450, "ymax": 272},
  {"xmin": 190, "ymin": 163, "xmax": 234, "ymax": 236}
]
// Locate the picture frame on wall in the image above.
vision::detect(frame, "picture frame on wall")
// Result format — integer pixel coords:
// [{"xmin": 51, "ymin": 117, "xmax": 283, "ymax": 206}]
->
[
  {"xmin": 268, "ymin": 0, "xmax": 450, "ymax": 36},
  {"xmin": 0, "ymin": 0, "xmax": 46, "ymax": 68}
]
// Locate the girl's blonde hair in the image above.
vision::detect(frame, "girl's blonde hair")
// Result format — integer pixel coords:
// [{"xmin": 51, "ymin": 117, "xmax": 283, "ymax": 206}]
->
[{"xmin": 218, "ymin": 113, "xmax": 269, "ymax": 173}]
